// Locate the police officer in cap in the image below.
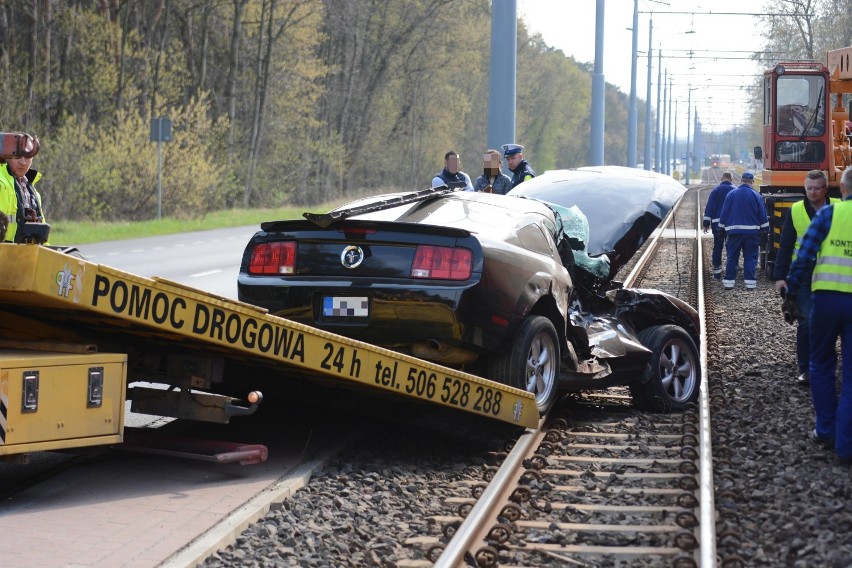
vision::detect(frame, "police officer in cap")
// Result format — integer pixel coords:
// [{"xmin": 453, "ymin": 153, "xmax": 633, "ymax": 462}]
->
[{"xmin": 502, "ymin": 143, "xmax": 536, "ymax": 188}]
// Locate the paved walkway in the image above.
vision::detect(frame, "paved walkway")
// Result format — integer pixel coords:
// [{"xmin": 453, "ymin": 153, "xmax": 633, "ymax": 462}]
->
[{"xmin": 0, "ymin": 412, "xmax": 349, "ymax": 568}]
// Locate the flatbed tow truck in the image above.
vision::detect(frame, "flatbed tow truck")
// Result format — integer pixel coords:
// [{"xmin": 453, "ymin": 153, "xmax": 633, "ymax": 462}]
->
[{"xmin": 0, "ymin": 243, "xmax": 538, "ymax": 461}]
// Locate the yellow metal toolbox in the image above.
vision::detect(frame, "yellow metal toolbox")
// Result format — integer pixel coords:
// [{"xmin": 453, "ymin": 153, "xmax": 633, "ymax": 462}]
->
[{"xmin": 0, "ymin": 350, "xmax": 126, "ymax": 455}]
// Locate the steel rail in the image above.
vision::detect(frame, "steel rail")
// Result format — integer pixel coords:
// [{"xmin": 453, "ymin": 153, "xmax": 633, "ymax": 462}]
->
[
  {"xmin": 696, "ymin": 186, "xmax": 718, "ymax": 567},
  {"xmin": 434, "ymin": 197, "xmax": 686, "ymax": 566},
  {"xmin": 623, "ymin": 186, "xmax": 686, "ymax": 287},
  {"xmin": 433, "ymin": 416, "xmax": 545, "ymax": 567},
  {"xmin": 434, "ymin": 185, "xmax": 715, "ymax": 567}
]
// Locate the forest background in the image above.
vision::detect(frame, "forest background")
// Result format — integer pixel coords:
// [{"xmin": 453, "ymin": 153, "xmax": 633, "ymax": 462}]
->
[{"xmin": 0, "ymin": 0, "xmax": 846, "ymax": 224}]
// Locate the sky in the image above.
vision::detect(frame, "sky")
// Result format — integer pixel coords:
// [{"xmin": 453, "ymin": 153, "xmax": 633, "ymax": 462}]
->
[{"xmin": 517, "ymin": 0, "xmax": 769, "ymax": 134}]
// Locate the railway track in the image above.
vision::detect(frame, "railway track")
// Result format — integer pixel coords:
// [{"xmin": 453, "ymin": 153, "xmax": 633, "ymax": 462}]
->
[{"xmin": 427, "ymin": 186, "xmax": 718, "ymax": 567}]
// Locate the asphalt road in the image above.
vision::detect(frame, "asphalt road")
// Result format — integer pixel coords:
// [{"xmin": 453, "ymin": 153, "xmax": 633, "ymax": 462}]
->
[{"xmin": 79, "ymin": 225, "xmax": 260, "ymax": 300}]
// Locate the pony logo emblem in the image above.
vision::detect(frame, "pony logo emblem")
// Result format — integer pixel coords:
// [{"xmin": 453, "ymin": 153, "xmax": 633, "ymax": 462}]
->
[{"xmin": 341, "ymin": 245, "xmax": 365, "ymax": 269}]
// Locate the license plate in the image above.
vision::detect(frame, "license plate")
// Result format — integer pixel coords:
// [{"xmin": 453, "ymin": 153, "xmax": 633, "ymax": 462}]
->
[{"xmin": 322, "ymin": 296, "xmax": 369, "ymax": 318}]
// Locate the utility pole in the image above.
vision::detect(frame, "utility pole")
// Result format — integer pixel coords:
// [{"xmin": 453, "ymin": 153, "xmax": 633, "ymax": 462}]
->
[
  {"xmin": 589, "ymin": 0, "xmax": 605, "ymax": 166},
  {"xmin": 487, "ymin": 1, "xmax": 517, "ymax": 152},
  {"xmin": 643, "ymin": 19, "xmax": 653, "ymax": 171},
  {"xmin": 628, "ymin": 0, "xmax": 639, "ymax": 167}
]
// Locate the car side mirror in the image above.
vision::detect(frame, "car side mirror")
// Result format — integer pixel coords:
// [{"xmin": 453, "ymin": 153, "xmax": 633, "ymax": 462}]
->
[{"xmin": 753, "ymin": 146, "xmax": 763, "ymax": 160}]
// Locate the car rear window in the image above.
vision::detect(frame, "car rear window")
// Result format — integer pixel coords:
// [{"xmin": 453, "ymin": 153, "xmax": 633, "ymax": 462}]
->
[{"xmin": 516, "ymin": 223, "xmax": 554, "ymax": 255}]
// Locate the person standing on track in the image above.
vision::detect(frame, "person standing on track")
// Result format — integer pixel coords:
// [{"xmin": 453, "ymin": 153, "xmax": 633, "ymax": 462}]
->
[
  {"xmin": 784, "ymin": 165, "xmax": 852, "ymax": 465},
  {"xmin": 703, "ymin": 171, "xmax": 736, "ymax": 280},
  {"xmin": 773, "ymin": 170, "xmax": 833, "ymax": 386},
  {"xmin": 718, "ymin": 171, "xmax": 769, "ymax": 290}
]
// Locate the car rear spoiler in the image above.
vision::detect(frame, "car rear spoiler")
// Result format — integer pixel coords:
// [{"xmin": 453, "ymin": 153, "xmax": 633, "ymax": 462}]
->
[{"xmin": 303, "ymin": 186, "xmax": 458, "ymax": 228}]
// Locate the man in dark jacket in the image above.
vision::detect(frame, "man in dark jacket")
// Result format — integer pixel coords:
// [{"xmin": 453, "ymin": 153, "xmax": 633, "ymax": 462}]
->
[
  {"xmin": 473, "ymin": 149, "xmax": 513, "ymax": 194},
  {"xmin": 502, "ymin": 143, "xmax": 536, "ymax": 188},
  {"xmin": 431, "ymin": 151, "xmax": 473, "ymax": 191},
  {"xmin": 773, "ymin": 170, "xmax": 832, "ymax": 385},
  {"xmin": 702, "ymin": 171, "xmax": 736, "ymax": 280}
]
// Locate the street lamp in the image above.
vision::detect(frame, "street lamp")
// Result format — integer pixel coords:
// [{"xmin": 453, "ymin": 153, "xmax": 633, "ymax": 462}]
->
[
  {"xmin": 653, "ymin": 29, "xmax": 694, "ymax": 173},
  {"xmin": 628, "ymin": 0, "xmax": 639, "ymax": 167},
  {"xmin": 671, "ymin": 98, "xmax": 678, "ymax": 177},
  {"xmin": 633, "ymin": 0, "xmax": 668, "ymax": 169},
  {"xmin": 666, "ymin": 76, "xmax": 673, "ymax": 175},
  {"xmin": 686, "ymin": 87, "xmax": 694, "ymax": 185},
  {"xmin": 643, "ymin": 17, "xmax": 653, "ymax": 170}
]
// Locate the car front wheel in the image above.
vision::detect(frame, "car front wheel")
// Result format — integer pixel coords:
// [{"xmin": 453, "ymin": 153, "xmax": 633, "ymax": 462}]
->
[
  {"xmin": 488, "ymin": 315, "xmax": 560, "ymax": 414},
  {"xmin": 630, "ymin": 324, "xmax": 700, "ymax": 412}
]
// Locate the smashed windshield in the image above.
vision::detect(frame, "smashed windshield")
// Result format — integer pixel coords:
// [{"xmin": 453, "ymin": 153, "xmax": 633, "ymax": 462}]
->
[{"xmin": 543, "ymin": 201, "xmax": 610, "ymax": 279}]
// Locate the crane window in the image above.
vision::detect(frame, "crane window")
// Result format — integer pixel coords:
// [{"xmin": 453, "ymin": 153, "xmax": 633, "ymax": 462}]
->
[
  {"xmin": 775, "ymin": 75, "xmax": 826, "ymax": 137},
  {"xmin": 775, "ymin": 141, "xmax": 825, "ymax": 163}
]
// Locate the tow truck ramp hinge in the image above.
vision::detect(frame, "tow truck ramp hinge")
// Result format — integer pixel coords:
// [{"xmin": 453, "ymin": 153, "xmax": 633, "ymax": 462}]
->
[{"xmin": 129, "ymin": 387, "xmax": 262, "ymax": 424}]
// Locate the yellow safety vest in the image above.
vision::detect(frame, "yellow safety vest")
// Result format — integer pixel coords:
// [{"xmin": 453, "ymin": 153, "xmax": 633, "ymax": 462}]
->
[
  {"xmin": 812, "ymin": 200, "xmax": 852, "ymax": 293},
  {"xmin": 791, "ymin": 197, "xmax": 831, "ymax": 261},
  {"xmin": 0, "ymin": 165, "xmax": 44, "ymax": 243}
]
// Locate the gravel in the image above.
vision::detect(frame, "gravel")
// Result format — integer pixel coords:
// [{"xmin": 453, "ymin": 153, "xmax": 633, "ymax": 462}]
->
[{"xmin": 706, "ymin": 256, "xmax": 852, "ymax": 567}]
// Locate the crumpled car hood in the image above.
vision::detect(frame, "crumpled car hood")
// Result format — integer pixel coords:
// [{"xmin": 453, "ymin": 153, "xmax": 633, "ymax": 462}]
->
[{"xmin": 509, "ymin": 166, "xmax": 686, "ymax": 279}]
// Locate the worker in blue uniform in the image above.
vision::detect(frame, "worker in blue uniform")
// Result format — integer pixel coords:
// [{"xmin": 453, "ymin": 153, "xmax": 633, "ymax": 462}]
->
[
  {"xmin": 785, "ymin": 165, "xmax": 852, "ymax": 465},
  {"xmin": 702, "ymin": 171, "xmax": 736, "ymax": 279},
  {"xmin": 773, "ymin": 170, "xmax": 833, "ymax": 385},
  {"xmin": 717, "ymin": 171, "xmax": 769, "ymax": 290}
]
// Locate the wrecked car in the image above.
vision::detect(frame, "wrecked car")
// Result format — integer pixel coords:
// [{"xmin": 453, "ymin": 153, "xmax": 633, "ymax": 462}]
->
[{"xmin": 237, "ymin": 166, "xmax": 699, "ymax": 414}]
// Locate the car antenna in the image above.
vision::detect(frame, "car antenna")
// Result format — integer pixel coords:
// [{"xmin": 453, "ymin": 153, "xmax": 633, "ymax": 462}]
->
[{"xmin": 303, "ymin": 185, "xmax": 457, "ymax": 228}]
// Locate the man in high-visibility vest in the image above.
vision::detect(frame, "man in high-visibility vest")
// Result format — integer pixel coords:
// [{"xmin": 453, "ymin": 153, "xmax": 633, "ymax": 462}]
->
[
  {"xmin": 774, "ymin": 170, "xmax": 833, "ymax": 385},
  {"xmin": 785, "ymin": 166, "xmax": 852, "ymax": 465}
]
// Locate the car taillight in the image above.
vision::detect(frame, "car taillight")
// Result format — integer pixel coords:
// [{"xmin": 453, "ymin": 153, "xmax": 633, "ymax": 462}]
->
[
  {"xmin": 248, "ymin": 242, "xmax": 297, "ymax": 275},
  {"xmin": 411, "ymin": 245, "xmax": 472, "ymax": 280}
]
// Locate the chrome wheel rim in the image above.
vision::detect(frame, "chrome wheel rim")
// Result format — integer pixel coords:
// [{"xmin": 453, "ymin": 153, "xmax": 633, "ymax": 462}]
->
[
  {"xmin": 659, "ymin": 337, "xmax": 698, "ymax": 403},
  {"xmin": 525, "ymin": 332, "xmax": 557, "ymax": 406}
]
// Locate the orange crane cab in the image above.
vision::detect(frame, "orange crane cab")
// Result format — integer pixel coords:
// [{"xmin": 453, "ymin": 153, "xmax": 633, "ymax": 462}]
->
[{"xmin": 754, "ymin": 47, "xmax": 852, "ymax": 274}]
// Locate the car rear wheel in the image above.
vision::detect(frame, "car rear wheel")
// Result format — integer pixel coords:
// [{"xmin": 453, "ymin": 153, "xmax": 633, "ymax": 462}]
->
[
  {"xmin": 630, "ymin": 324, "xmax": 699, "ymax": 412},
  {"xmin": 488, "ymin": 315, "xmax": 559, "ymax": 414}
]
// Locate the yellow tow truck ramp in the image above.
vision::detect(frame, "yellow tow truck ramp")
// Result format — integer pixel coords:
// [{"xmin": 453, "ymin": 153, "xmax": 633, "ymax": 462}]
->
[{"xmin": 0, "ymin": 244, "xmax": 537, "ymax": 455}]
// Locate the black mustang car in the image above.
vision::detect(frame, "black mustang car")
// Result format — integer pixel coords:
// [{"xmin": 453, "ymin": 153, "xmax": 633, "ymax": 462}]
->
[{"xmin": 238, "ymin": 166, "xmax": 699, "ymax": 414}]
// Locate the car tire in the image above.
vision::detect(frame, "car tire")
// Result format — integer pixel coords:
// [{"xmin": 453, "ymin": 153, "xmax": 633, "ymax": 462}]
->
[
  {"xmin": 488, "ymin": 315, "xmax": 559, "ymax": 414},
  {"xmin": 630, "ymin": 324, "xmax": 700, "ymax": 412}
]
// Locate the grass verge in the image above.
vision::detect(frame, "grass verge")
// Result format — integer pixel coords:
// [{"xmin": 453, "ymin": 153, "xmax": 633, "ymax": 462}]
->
[{"xmin": 48, "ymin": 203, "xmax": 340, "ymax": 245}]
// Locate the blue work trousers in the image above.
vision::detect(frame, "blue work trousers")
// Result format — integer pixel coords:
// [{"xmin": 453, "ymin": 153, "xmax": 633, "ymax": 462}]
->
[
  {"xmin": 795, "ymin": 285, "xmax": 812, "ymax": 374},
  {"xmin": 809, "ymin": 291, "xmax": 852, "ymax": 460},
  {"xmin": 711, "ymin": 224, "xmax": 725, "ymax": 277},
  {"xmin": 722, "ymin": 233, "xmax": 759, "ymax": 289}
]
